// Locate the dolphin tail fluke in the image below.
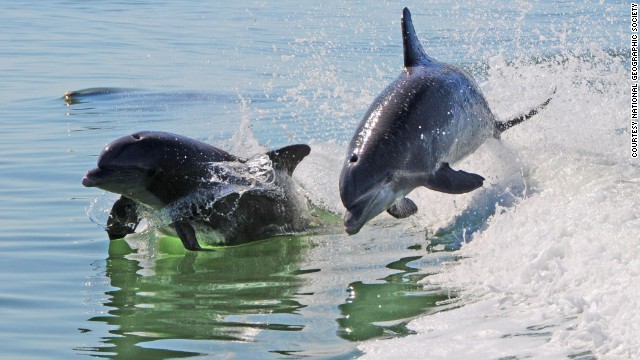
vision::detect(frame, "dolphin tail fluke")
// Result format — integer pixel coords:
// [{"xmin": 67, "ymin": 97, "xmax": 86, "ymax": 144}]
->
[
  {"xmin": 494, "ymin": 90, "xmax": 555, "ymax": 137},
  {"xmin": 402, "ymin": 8, "xmax": 431, "ymax": 67},
  {"xmin": 106, "ymin": 196, "xmax": 141, "ymax": 240},
  {"xmin": 266, "ymin": 144, "xmax": 311, "ymax": 175}
]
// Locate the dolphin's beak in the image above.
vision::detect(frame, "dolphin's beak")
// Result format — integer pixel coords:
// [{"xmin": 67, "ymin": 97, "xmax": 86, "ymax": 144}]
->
[
  {"xmin": 342, "ymin": 185, "xmax": 399, "ymax": 235},
  {"xmin": 82, "ymin": 168, "xmax": 104, "ymax": 187},
  {"xmin": 342, "ymin": 191, "xmax": 380, "ymax": 235},
  {"xmin": 82, "ymin": 176, "xmax": 96, "ymax": 187},
  {"xmin": 344, "ymin": 209, "xmax": 365, "ymax": 235}
]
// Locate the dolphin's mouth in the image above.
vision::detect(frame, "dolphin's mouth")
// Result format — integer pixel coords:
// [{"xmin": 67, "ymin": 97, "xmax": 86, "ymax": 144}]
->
[
  {"xmin": 343, "ymin": 189, "xmax": 384, "ymax": 235},
  {"xmin": 82, "ymin": 168, "xmax": 103, "ymax": 187},
  {"xmin": 344, "ymin": 209, "xmax": 363, "ymax": 235},
  {"xmin": 82, "ymin": 167, "xmax": 115, "ymax": 188},
  {"xmin": 82, "ymin": 175, "xmax": 97, "ymax": 187}
]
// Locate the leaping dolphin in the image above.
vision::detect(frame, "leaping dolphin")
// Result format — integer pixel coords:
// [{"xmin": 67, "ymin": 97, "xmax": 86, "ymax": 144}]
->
[
  {"xmin": 83, "ymin": 131, "xmax": 313, "ymax": 250},
  {"xmin": 339, "ymin": 8, "xmax": 552, "ymax": 235}
]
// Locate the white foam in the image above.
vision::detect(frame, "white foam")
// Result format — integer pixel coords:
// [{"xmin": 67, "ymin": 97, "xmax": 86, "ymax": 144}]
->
[{"xmin": 359, "ymin": 50, "xmax": 638, "ymax": 358}]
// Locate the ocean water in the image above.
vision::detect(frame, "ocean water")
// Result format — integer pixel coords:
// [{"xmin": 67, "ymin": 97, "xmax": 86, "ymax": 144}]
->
[{"xmin": 0, "ymin": 1, "xmax": 632, "ymax": 359}]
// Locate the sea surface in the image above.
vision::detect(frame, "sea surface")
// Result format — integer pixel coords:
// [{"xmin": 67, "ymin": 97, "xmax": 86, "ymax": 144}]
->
[{"xmin": 0, "ymin": 1, "xmax": 633, "ymax": 359}]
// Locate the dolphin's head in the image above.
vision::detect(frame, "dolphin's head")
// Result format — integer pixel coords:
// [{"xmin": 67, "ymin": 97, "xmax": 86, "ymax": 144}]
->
[
  {"xmin": 82, "ymin": 132, "xmax": 177, "ymax": 208},
  {"xmin": 339, "ymin": 153, "xmax": 403, "ymax": 235},
  {"xmin": 339, "ymin": 110, "xmax": 421, "ymax": 235}
]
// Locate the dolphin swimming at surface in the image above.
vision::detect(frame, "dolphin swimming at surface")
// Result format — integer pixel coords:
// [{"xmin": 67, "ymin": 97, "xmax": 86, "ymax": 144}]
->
[
  {"xmin": 83, "ymin": 131, "xmax": 313, "ymax": 250},
  {"xmin": 339, "ymin": 7, "xmax": 552, "ymax": 235}
]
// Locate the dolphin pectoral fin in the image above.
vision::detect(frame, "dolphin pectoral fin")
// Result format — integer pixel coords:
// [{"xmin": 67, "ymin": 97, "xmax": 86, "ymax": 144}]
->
[
  {"xmin": 266, "ymin": 144, "xmax": 311, "ymax": 175},
  {"xmin": 426, "ymin": 163, "xmax": 485, "ymax": 194},
  {"xmin": 387, "ymin": 197, "xmax": 418, "ymax": 219},
  {"xmin": 106, "ymin": 196, "xmax": 140, "ymax": 240},
  {"xmin": 173, "ymin": 221, "xmax": 208, "ymax": 251}
]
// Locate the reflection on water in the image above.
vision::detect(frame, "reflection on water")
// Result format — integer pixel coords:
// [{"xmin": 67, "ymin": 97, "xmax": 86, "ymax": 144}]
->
[
  {"xmin": 338, "ymin": 256, "xmax": 454, "ymax": 342},
  {"xmin": 79, "ymin": 235, "xmax": 312, "ymax": 358},
  {"xmin": 78, "ymin": 232, "xmax": 455, "ymax": 358}
]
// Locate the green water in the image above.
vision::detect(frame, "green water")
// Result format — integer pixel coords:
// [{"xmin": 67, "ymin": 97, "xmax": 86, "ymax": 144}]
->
[
  {"xmin": 338, "ymin": 256, "xmax": 454, "ymax": 342},
  {"xmin": 75, "ymin": 229, "xmax": 455, "ymax": 358},
  {"xmin": 84, "ymin": 236, "xmax": 313, "ymax": 358}
]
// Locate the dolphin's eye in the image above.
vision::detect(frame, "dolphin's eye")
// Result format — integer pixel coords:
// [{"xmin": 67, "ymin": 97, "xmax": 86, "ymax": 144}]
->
[
  {"xmin": 349, "ymin": 154, "xmax": 358, "ymax": 163},
  {"xmin": 385, "ymin": 172, "xmax": 393, "ymax": 183}
]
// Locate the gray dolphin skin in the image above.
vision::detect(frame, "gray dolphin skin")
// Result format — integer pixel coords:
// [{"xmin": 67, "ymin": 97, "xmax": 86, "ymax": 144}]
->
[
  {"xmin": 339, "ymin": 8, "xmax": 552, "ymax": 235},
  {"xmin": 83, "ymin": 131, "xmax": 312, "ymax": 250}
]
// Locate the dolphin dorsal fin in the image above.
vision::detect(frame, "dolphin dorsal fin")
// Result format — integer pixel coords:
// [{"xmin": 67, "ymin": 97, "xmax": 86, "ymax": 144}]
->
[
  {"xmin": 402, "ymin": 7, "xmax": 430, "ymax": 68},
  {"xmin": 266, "ymin": 144, "xmax": 311, "ymax": 176}
]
